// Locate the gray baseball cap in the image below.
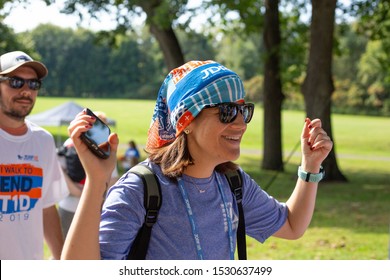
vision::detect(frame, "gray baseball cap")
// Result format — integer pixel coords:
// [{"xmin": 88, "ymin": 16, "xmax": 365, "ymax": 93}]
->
[{"xmin": 0, "ymin": 51, "xmax": 48, "ymax": 79}]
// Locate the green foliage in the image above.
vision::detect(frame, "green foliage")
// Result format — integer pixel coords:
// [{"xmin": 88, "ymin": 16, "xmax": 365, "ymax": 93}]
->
[
  {"xmin": 0, "ymin": 0, "xmax": 38, "ymax": 54},
  {"xmin": 176, "ymin": 29, "xmax": 217, "ymax": 62},
  {"xmin": 243, "ymin": 75, "xmax": 263, "ymax": 103},
  {"xmin": 27, "ymin": 24, "xmax": 164, "ymax": 99},
  {"xmin": 215, "ymin": 34, "xmax": 262, "ymax": 80},
  {"xmin": 209, "ymin": 0, "xmax": 264, "ymax": 34},
  {"xmin": 333, "ymin": 23, "xmax": 368, "ymax": 82}
]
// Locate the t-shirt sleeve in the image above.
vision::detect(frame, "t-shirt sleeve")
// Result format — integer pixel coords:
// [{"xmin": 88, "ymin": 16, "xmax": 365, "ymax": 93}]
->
[
  {"xmin": 99, "ymin": 172, "xmax": 145, "ymax": 260},
  {"xmin": 240, "ymin": 170, "xmax": 288, "ymax": 243},
  {"xmin": 41, "ymin": 137, "xmax": 69, "ymax": 208}
]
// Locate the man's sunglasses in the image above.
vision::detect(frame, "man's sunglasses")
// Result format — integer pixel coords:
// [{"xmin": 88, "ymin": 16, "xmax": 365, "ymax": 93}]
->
[
  {"xmin": 206, "ymin": 102, "xmax": 255, "ymax": 124},
  {"xmin": 0, "ymin": 76, "xmax": 42, "ymax": 90}
]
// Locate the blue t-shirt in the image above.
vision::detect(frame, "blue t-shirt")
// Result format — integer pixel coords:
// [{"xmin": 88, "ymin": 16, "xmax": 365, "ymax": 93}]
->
[
  {"xmin": 124, "ymin": 147, "xmax": 140, "ymax": 160},
  {"xmin": 99, "ymin": 161, "xmax": 287, "ymax": 260}
]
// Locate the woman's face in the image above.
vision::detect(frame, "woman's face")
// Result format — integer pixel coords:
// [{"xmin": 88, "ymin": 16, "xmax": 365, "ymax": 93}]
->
[{"xmin": 186, "ymin": 105, "xmax": 248, "ymax": 167}]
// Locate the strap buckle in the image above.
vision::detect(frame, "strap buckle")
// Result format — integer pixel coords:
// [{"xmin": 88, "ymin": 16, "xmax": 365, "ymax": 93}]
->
[
  {"xmin": 233, "ymin": 187, "xmax": 243, "ymax": 203},
  {"xmin": 145, "ymin": 209, "xmax": 159, "ymax": 227}
]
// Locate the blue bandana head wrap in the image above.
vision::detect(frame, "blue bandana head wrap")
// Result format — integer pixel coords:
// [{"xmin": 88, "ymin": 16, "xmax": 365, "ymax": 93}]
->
[{"xmin": 146, "ymin": 60, "xmax": 246, "ymax": 149}]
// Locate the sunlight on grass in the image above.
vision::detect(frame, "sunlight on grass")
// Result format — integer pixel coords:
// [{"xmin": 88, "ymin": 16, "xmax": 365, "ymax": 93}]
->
[{"xmin": 247, "ymin": 228, "xmax": 388, "ymax": 260}]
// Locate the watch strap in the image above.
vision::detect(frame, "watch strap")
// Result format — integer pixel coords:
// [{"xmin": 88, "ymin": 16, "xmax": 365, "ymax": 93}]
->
[{"xmin": 297, "ymin": 165, "xmax": 324, "ymax": 183}]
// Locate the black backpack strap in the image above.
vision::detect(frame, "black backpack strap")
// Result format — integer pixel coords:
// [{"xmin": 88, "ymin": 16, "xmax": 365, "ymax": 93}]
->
[
  {"xmin": 225, "ymin": 169, "xmax": 247, "ymax": 260},
  {"xmin": 126, "ymin": 164, "xmax": 162, "ymax": 260}
]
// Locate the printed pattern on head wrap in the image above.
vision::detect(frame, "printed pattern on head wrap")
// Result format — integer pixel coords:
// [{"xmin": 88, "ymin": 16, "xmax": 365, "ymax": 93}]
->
[{"xmin": 146, "ymin": 60, "xmax": 246, "ymax": 149}]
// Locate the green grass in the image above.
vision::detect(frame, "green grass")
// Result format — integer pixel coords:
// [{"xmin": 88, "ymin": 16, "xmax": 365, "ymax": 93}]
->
[
  {"xmin": 36, "ymin": 97, "xmax": 390, "ymax": 260},
  {"xmin": 240, "ymin": 155, "xmax": 389, "ymax": 260}
]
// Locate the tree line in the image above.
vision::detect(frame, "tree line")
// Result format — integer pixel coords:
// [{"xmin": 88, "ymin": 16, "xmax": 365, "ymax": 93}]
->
[{"xmin": 1, "ymin": 20, "xmax": 387, "ymax": 116}]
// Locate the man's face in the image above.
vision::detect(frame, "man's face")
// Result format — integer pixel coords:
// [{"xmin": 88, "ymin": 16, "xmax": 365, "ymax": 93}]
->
[{"xmin": 0, "ymin": 66, "xmax": 39, "ymax": 121}]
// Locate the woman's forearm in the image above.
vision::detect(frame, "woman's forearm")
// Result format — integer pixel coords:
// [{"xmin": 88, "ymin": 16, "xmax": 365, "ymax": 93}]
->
[{"xmin": 61, "ymin": 178, "xmax": 107, "ymax": 260}]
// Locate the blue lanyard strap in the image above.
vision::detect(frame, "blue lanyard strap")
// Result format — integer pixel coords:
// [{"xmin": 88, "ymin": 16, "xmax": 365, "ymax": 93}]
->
[
  {"xmin": 177, "ymin": 177, "xmax": 204, "ymax": 259},
  {"xmin": 177, "ymin": 174, "xmax": 235, "ymax": 260},
  {"xmin": 216, "ymin": 175, "xmax": 235, "ymax": 260}
]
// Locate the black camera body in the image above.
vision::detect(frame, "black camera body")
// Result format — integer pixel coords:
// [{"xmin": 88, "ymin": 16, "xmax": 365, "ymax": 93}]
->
[{"xmin": 80, "ymin": 108, "xmax": 111, "ymax": 159}]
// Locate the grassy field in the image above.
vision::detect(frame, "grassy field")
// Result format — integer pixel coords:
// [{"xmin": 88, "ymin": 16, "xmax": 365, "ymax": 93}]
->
[{"xmin": 34, "ymin": 97, "xmax": 390, "ymax": 260}]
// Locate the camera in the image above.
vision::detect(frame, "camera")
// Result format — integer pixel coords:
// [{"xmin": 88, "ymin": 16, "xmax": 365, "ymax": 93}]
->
[{"xmin": 80, "ymin": 108, "xmax": 111, "ymax": 159}]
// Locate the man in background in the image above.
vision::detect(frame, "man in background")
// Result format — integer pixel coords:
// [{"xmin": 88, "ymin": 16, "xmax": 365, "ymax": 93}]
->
[{"xmin": 0, "ymin": 51, "xmax": 68, "ymax": 259}]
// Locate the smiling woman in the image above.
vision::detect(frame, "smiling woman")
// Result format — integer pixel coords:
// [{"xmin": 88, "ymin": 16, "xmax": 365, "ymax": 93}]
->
[{"xmin": 60, "ymin": 60, "xmax": 334, "ymax": 260}]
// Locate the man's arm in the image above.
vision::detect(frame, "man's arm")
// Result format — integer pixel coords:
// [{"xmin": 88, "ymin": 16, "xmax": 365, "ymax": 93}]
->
[{"xmin": 43, "ymin": 205, "xmax": 64, "ymax": 259}]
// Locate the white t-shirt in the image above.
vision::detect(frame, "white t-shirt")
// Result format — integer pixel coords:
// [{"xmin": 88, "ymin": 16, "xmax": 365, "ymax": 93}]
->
[
  {"xmin": 0, "ymin": 120, "xmax": 68, "ymax": 259},
  {"xmin": 58, "ymin": 166, "xmax": 119, "ymax": 212},
  {"xmin": 58, "ymin": 138, "xmax": 119, "ymax": 213}
]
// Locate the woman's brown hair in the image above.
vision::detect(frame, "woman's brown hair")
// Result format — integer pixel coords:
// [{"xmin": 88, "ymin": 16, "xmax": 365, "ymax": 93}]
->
[{"xmin": 145, "ymin": 133, "xmax": 238, "ymax": 178}]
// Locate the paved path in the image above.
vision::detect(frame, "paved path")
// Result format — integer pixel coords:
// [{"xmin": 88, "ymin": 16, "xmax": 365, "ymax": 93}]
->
[{"xmin": 119, "ymin": 144, "xmax": 390, "ymax": 162}]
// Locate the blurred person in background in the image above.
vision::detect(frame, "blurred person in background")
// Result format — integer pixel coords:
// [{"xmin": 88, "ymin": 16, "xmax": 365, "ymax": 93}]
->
[
  {"xmin": 119, "ymin": 140, "xmax": 140, "ymax": 172},
  {"xmin": 57, "ymin": 111, "xmax": 118, "ymax": 238}
]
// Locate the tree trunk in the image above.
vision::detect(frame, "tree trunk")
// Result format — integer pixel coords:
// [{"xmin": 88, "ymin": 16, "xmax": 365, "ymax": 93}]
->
[
  {"xmin": 262, "ymin": 0, "xmax": 284, "ymax": 171},
  {"xmin": 141, "ymin": 0, "xmax": 185, "ymax": 71},
  {"xmin": 302, "ymin": 0, "xmax": 347, "ymax": 182},
  {"xmin": 149, "ymin": 24, "xmax": 185, "ymax": 71}
]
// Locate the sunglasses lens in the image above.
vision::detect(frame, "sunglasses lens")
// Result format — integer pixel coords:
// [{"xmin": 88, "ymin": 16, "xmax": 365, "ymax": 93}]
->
[
  {"xmin": 28, "ymin": 80, "xmax": 41, "ymax": 90},
  {"xmin": 217, "ymin": 103, "xmax": 254, "ymax": 124},
  {"xmin": 219, "ymin": 104, "xmax": 238, "ymax": 123},
  {"xmin": 9, "ymin": 78, "xmax": 24, "ymax": 89},
  {"xmin": 8, "ymin": 77, "xmax": 41, "ymax": 90},
  {"xmin": 242, "ymin": 104, "xmax": 254, "ymax": 123}
]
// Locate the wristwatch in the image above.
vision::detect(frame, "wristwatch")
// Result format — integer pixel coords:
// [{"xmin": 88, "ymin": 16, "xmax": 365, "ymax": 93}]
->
[{"xmin": 297, "ymin": 165, "xmax": 325, "ymax": 183}]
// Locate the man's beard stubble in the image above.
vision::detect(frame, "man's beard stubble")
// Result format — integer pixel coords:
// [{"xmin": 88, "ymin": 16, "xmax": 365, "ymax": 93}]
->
[{"xmin": 0, "ymin": 92, "xmax": 34, "ymax": 121}]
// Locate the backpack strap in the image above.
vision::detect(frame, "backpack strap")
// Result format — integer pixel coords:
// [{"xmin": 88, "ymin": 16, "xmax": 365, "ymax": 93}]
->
[
  {"xmin": 126, "ymin": 164, "xmax": 162, "ymax": 260},
  {"xmin": 225, "ymin": 169, "xmax": 247, "ymax": 260},
  {"xmin": 126, "ymin": 165, "xmax": 246, "ymax": 260}
]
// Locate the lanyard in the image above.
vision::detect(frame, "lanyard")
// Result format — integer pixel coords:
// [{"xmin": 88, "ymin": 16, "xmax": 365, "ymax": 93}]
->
[{"xmin": 177, "ymin": 174, "xmax": 235, "ymax": 260}]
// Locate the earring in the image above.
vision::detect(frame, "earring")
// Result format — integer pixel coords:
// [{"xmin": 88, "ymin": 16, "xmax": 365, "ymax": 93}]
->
[{"xmin": 184, "ymin": 129, "xmax": 191, "ymax": 134}]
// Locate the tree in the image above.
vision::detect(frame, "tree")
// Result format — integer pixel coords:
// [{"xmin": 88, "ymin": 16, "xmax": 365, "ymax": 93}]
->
[
  {"xmin": 0, "ymin": 22, "xmax": 23, "ymax": 53},
  {"xmin": 140, "ymin": 0, "xmax": 186, "ymax": 70},
  {"xmin": 0, "ymin": 0, "xmax": 39, "ymax": 56},
  {"xmin": 46, "ymin": 0, "xmax": 186, "ymax": 71},
  {"xmin": 301, "ymin": 0, "xmax": 347, "ymax": 181},
  {"xmin": 176, "ymin": 29, "xmax": 217, "ymax": 62},
  {"xmin": 351, "ymin": 0, "xmax": 390, "ymax": 105},
  {"xmin": 357, "ymin": 40, "xmax": 389, "ymax": 110},
  {"xmin": 262, "ymin": 0, "xmax": 284, "ymax": 170}
]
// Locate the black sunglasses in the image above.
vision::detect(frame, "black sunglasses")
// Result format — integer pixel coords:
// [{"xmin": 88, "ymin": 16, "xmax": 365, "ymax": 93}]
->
[
  {"xmin": 206, "ymin": 102, "xmax": 254, "ymax": 124},
  {"xmin": 0, "ymin": 76, "xmax": 42, "ymax": 90}
]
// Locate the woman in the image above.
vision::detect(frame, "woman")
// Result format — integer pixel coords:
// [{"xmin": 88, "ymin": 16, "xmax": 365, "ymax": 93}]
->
[
  {"xmin": 119, "ymin": 140, "xmax": 140, "ymax": 171},
  {"xmin": 61, "ymin": 60, "xmax": 333, "ymax": 260}
]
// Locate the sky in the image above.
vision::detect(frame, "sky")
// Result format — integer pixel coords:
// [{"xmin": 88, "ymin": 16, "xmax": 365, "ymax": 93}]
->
[{"xmin": 3, "ymin": 0, "xmax": 119, "ymax": 32}]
